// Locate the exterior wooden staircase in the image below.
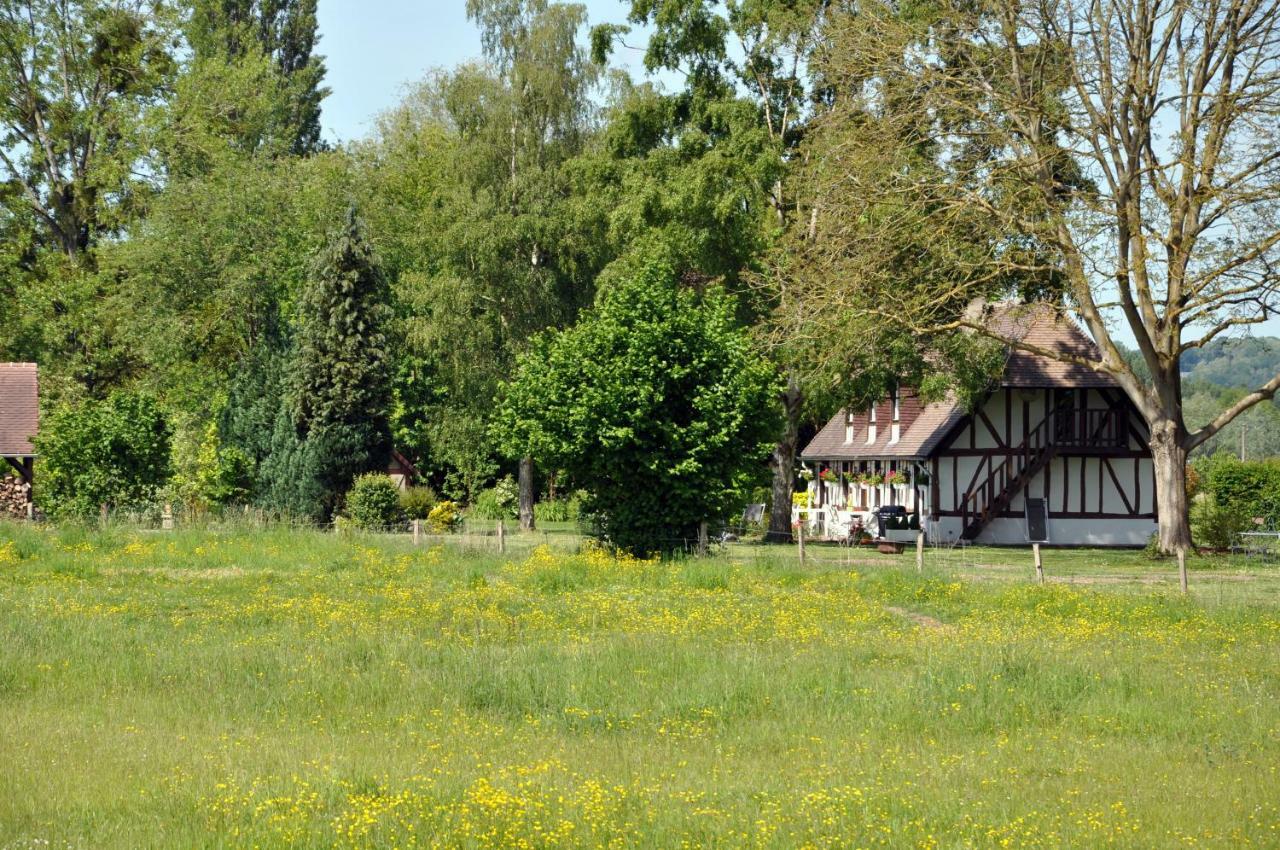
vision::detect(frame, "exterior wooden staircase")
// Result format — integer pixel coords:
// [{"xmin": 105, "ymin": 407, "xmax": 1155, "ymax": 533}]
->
[{"xmin": 959, "ymin": 405, "xmax": 1128, "ymax": 541}]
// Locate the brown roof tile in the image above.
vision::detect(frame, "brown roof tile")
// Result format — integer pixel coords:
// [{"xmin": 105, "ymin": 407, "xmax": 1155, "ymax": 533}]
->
[
  {"xmin": 802, "ymin": 397, "xmax": 964, "ymax": 460},
  {"xmin": 800, "ymin": 302, "xmax": 1115, "ymax": 461},
  {"xmin": 985, "ymin": 302, "xmax": 1116, "ymax": 388},
  {"xmin": 0, "ymin": 363, "xmax": 38, "ymax": 457}
]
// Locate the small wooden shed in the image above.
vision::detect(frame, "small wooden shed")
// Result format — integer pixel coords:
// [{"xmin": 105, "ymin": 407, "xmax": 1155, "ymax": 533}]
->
[{"xmin": 0, "ymin": 363, "xmax": 38, "ymax": 512}]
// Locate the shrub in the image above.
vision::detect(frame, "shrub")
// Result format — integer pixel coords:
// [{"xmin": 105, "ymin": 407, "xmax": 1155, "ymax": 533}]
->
[
  {"xmin": 171, "ymin": 423, "xmax": 253, "ymax": 511},
  {"xmin": 1197, "ymin": 455, "xmax": 1280, "ymax": 527},
  {"xmin": 471, "ymin": 475, "xmax": 518, "ymax": 520},
  {"xmin": 534, "ymin": 490, "xmax": 587, "ymax": 523},
  {"xmin": 399, "ymin": 486, "xmax": 437, "ymax": 520},
  {"xmin": 345, "ymin": 474, "xmax": 403, "ymax": 531},
  {"xmin": 427, "ymin": 500, "xmax": 462, "ymax": 533},
  {"xmin": 1190, "ymin": 494, "xmax": 1251, "ymax": 551},
  {"xmin": 36, "ymin": 392, "xmax": 172, "ymax": 520}
]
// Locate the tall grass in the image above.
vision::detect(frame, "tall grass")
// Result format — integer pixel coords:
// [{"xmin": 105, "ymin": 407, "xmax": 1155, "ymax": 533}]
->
[{"xmin": 0, "ymin": 523, "xmax": 1277, "ymax": 847}]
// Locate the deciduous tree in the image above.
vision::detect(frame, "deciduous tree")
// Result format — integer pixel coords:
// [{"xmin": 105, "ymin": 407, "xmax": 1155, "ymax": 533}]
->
[
  {"xmin": 495, "ymin": 264, "xmax": 780, "ymax": 555},
  {"xmin": 781, "ymin": 0, "xmax": 1280, "ymax": 553}
]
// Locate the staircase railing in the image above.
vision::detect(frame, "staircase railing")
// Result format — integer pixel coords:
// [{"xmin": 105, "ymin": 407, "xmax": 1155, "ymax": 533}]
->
[
  {"xmin": 959, "ymin": 405, "xmax": 1127, "ymax": 539},
  {"xmin": 960, "ymin": 411, "xmax": 1055, "ymax": 536}
]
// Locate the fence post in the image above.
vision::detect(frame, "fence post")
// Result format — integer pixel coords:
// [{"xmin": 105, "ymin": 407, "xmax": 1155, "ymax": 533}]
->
[
  {"xmin": 1033, "ymin": 542, "xmax": 1044, "ymax": 585},
  {"xmin": 412, "ymin": 519, "xmax": 421, "ymax": 546},
  {"xmin": 697, "ymin": 521, "xmax": 708, "ymax": 557},
  {"xmin": 497, "ymin": 519, "xmax": 506, "ymax": 555},
  {"xmin": 797, "ymin": 521, "xmax": 806, "ymax": 563},
  {"xmin": 99, "ymin": 503, "xmax": 108, "ymax": 528},
  {"xmin": 1177, "ymin": 547, "xmax": 1188, "ymax": 593},
  {"xmin": 916, "ymin": 531, "xmax": 925, "ymax": 572},
  {"xmin": 162, "ymin": 503, "xmax": 174, "ymax": 531}
]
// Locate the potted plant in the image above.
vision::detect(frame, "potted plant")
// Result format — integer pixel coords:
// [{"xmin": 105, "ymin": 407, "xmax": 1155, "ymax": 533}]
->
[{"xmin": 819, "ymin": 467, "xmax": 838, "ymax": 482}]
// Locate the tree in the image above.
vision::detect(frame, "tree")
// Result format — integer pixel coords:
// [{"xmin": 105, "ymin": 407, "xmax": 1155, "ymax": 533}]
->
[
  {"xmin": 781, "ymin": 0, "xmax": 1280, "ymax": 553},
  {"xmin": 114, "ymin": 152, "xmax": 353, "ymax": 418},
  {"xmin": 185, "ymin": 0, "xmax": 327, "ymax": 154},
  {"xmin": 359, "ymin": 1, "xmax": 605, "ymax": 518},
  {"xmin": 0, "ymin": 1, "xmax": 176, "ymax": 259},
  {"xmin": 494, "ymin": 263, "xmax": 780, "ymax": 555},
  {"xmin": 260, "ymin": 207, "xmax": 393, "ymax": 521},
  {"xmin": 594, "ymin": 0, "xmax": 834, "ymax": 543},
  {"xmin": 35, "ymin": 391, "xmax": 172, "ymax": 519}
]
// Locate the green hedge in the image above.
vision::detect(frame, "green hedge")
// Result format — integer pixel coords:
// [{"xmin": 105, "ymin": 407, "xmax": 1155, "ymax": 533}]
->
[{"xmin": 1196, "ymin": 456, "xmax": 1280, "ymax": 527}]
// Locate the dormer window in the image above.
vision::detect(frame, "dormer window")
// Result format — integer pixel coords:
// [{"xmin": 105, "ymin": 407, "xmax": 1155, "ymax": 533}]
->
[
  {"xmin": 845, "ymin": 410, "xmax": 855, "ymax": 443},
  {"xmin": 866, "ymin": 403, "xmax": 877, "ymax": 444},
  {"xmin": 892, "ymin": 387, "xmax": 901, "ymax": 422}
]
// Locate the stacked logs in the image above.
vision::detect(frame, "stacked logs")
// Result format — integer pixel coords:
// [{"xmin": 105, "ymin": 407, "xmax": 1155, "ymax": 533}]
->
[{"xmin": 0, "ymin": 475, "xmax": 32, "ymax": 519}]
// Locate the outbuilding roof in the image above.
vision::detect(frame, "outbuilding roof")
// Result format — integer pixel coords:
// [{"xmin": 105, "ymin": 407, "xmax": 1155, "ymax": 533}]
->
[{"xmin": 0, "ymin": 363, "xmax": 38, "ymax": 457}]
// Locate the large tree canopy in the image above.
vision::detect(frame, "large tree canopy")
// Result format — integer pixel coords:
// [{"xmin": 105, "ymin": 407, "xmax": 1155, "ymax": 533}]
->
[
  {"xmin": 0, "ymin": 0, "xmax": 177, "ymax": 259},
  {"xmin": 775, "ymin": 0, "xmax": 1280, "ymax": 553},
  {"xmin": 494, "ymin": 263, "xmax": 780, "ymax": 554}
]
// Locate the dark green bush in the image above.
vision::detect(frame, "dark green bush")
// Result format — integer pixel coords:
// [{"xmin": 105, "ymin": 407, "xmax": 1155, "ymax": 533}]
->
[
  {"xmin": 345, "ymin": 474, "xmax": 403, "ymax": 531},
  {"xmin": 399, "ymin": 486, "xmax": 437, "ymax": 520},
  {"xmin": 1197, "ymin": 456, "xmax": 1280, "ymax": 527}
]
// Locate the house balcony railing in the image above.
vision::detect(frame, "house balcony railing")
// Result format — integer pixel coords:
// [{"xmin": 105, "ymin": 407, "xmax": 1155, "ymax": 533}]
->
[{"xmin": 1050, "ymin": 407, "xmax": 1129, "ymax": 450}]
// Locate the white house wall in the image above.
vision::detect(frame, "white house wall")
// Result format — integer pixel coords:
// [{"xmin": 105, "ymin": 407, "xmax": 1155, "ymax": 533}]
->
[{"xmin": 932, "ymin": 387, "xmax": 1155, "ymax": 547}]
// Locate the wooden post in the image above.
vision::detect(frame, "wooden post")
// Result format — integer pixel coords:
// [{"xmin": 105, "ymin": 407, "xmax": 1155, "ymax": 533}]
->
[
  {"xmin": 797, "ymin": 521, "xmax": 806, "ymax": 563},
  {"xmin": 1178, "ymin": 547, "xmax": 1188, "ymax": 594},
  {"xmin": 412, "ymin": 519, "xmax": 422, "ymax": 546},
  {"xmin": 497, "ymin": 519, "xmax": 506, "ymax": 554},
  {"xmin": 916, "ymin": 531, "xmax": 925, "ymax": 572},
  {"xmin": 161, "ymin": 503, "xmax": 174, "ymax": 531},
  {"xmin": 99, "ymin": 502, "xmax": 108, "ymax": 527},
  {"xmin": 697, "ymin": 521, "xmax": 708, "ymax": 557},
  {"xmin": 1033, "ymin": 543, "xmax": 1044, "ymax": 585}
]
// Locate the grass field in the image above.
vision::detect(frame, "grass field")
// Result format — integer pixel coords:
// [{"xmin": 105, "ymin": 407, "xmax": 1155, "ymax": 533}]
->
[{"xmin": 1, "ymin": 523, "xmax": 1278, "ymax": 848}]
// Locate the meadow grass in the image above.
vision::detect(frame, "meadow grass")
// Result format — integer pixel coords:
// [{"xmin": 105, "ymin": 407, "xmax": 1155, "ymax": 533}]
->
[{"xmin": 0, "ymin": 523, "xmax": 1278, "ymax": 848}]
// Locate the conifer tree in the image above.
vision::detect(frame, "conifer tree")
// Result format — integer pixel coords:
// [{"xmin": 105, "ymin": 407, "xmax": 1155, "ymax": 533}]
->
[{"xmin": 260, "ymin": 207, "xmax": 392, "ymax": 520}]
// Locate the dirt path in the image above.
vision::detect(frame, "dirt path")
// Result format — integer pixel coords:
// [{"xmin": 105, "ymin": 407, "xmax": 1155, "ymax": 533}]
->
[{"xmin": 884, "ymin": 605, "xmax": 951, "ymax": 631}]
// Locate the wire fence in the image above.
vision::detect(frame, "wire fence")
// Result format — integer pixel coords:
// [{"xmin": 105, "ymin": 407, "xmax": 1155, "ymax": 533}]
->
[{"xmin": 57, "ymin": 506, "xmax": 1280, "ymax": 591}]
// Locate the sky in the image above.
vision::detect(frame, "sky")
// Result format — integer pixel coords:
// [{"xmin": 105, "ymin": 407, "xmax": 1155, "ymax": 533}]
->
[{"xmin": 316, "ymin": 0, "xmax": 651, "ymax": 145}]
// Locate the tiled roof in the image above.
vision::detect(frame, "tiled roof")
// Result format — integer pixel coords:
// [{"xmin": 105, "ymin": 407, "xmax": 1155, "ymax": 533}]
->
[
  {"xmin": 985, "ymin": 302, "xmax": 1117, "ymax": 388},
  {"xmin": 800, "ymin": 302, "xmax": 1115, "ymax": 461},
  {"xmin": 0, "ymin": 363, "xmax": 37, "ymax": 456},
  {"xmin": 801, "ymin": 397, "xmax": 964, "ymax": 461}
]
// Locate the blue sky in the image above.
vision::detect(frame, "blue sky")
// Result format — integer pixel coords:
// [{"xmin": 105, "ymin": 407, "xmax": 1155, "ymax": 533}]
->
[{"xmin": 316, "ymin": 0, "xmax": 650, "ymax": 144}]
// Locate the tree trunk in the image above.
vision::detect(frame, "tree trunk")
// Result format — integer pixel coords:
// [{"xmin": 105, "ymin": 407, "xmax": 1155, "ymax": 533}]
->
[
  {"xmin": 1149, "ymin": 420, "xmax": 1192, "ymax": 555},
  {"xmin": 519, "ymin": 455, "xmax": 536, "ymax": 531},
  {"xmin": 767, "ymin": 378, "xmax": 804, "ymax": 544}
]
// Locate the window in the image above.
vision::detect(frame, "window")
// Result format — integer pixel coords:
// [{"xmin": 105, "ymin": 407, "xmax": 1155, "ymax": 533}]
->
[
  {"xmin": 892, "ymin": 387, "xmax": 901, "ymax": 421},
  {"xmin": 868, "ymin": 403, "xmax": 876, "ymax": 424}
]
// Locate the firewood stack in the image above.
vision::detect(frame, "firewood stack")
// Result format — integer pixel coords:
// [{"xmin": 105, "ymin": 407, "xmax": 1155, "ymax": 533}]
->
[{"xmin": 0, "ymin": 475, "xmax": 32, "ymax": 518}]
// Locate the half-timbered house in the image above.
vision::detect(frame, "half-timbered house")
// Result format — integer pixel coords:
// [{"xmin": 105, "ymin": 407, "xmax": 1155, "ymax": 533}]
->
[{"xmin": 798, "ymin": 306, "xmax": 1156, "ymax": 546}]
